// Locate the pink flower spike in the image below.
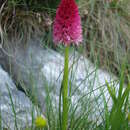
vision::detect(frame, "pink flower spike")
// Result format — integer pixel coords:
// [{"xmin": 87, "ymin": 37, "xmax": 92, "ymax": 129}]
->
[{"xmin": 53, "ymin": 0, "xmax": 82, "ymax": 46}]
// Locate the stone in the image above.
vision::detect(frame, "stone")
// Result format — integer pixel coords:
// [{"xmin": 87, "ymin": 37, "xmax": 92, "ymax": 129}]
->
[
  {"xmin": 0, "ymin": 37, "xmax": 119, "ymax": 123},
  {"xmin": 0, "ymin": 66, "xmax": 37, "ymax": 129}
]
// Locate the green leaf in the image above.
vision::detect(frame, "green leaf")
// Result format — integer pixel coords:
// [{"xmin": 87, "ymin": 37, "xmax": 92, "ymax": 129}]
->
[
  {"xmin": 119, "ymin": 84, "xmax": 130, "ymax": 110},
  {"xmin": 118, "ymin": 64, "xmax": 125, "ymax": 101},
  {"xmin": 106, "ymin": 80, "xmax": 117, "ymax": 104}
]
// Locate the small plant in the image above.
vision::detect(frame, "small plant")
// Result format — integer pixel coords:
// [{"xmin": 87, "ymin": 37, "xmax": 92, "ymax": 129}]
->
[{"xmin": 53, "ymin": 0, "xmax": 82, "ymax": 130}]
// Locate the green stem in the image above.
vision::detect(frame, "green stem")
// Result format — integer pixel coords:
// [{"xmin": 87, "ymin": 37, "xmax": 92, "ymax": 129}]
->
[{"xmin": 62, "ymin": 46, "xmax": 69, "ymax": 130}]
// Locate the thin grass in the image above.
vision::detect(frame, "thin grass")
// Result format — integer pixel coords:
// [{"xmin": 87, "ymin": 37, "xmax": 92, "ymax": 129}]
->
[
  {"xmin": 0, "ymin": 58, "xmax": 129, "ymax": 130},
  {"xmin": 6, "ymin": 84, "xmax": 18, "ymax": 130},
  {"xmin": 0, "ymin": 0, "xmax": 130, "ymax": 130},
  {"xmin": 79, "ymin": 0, "xmax": 130, "ymax": 83}
]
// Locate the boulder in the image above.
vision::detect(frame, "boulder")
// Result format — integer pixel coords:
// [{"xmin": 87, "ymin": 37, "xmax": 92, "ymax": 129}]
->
[
  {"xmin": 0, "ymin": 66, "xmax": 37, "ymax": 129},
  {"xmin": 0, "ymin": 37, "xmax": 119, "ymax": 123}
]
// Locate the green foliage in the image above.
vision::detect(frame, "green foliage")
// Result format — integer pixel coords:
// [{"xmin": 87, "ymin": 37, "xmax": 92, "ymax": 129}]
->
[
  {"xmin": 6, "ymin": 0, "xmax": 60, "ymax": 10},
  {"xmin": 6, "ymin": 0, "xmax": 80, "ymax": 11},
  {"xmin": 105, "ymin": 67, "xmax": 130, "ymax": 130},
  {"xmin": 6, "ymin": 85, "xmax": 18, "ymax": 130},
  {"xmin": 45, "ymin": 0, "xmax": 60, "ymax": 9},
  {"xmin": 0, "ymin": 60, "xmax": 130, "ymax": 130}
]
